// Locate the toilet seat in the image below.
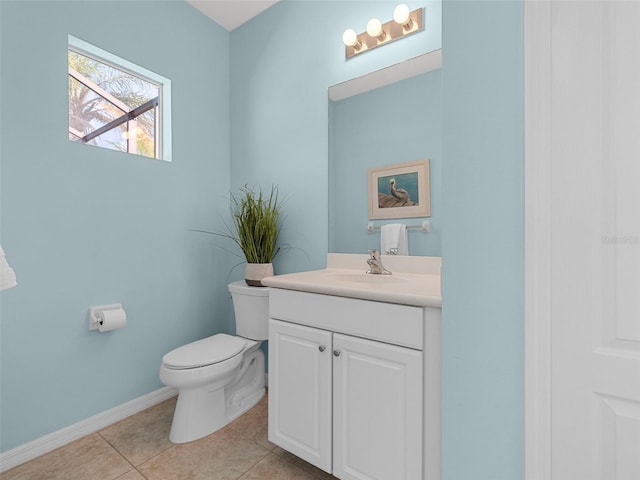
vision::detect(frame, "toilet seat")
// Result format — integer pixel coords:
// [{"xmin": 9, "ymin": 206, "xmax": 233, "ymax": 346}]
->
[{"xmin": 162, "ymin": 334, "xmax": 246, "ymax": 370}]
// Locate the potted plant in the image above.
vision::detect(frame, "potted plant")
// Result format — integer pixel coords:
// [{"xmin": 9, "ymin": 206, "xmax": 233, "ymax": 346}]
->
[{"xmin": 226, "ymin": 185, "xmax": 282, "ymax": 286}]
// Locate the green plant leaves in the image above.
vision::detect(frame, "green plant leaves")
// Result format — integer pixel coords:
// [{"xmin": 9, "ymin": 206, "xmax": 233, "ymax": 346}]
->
[{"xmin": 230, "ymin": 185, "xmax": 281, "ymax": 264}]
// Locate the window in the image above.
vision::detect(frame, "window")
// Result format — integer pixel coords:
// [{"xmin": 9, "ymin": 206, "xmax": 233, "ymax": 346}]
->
[{"xmin": 68, "ymin": 36, "xmax": 172, "ymax": 161}]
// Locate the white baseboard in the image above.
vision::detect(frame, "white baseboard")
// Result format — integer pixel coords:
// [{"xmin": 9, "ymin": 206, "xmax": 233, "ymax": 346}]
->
[{"xmin": 0, "ymin": 386, "xmax": 177, "ymax": 473}]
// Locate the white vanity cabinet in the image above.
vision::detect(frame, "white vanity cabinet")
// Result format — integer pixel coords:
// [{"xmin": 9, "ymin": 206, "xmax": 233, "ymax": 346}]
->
[
  {"xmin": 268, "ymin": 288, "xmax": 441, "ymax": 480},
  {"xmin": 332, "ymin": 331, "xmax": 423, "ymax": 480},
  {"xmin": 268, "ymin": 319, "xmax": 333, "ymax": 472}
]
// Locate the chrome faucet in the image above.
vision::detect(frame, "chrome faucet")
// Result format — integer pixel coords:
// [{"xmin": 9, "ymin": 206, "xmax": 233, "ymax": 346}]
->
[{"xmin": 366, "ymin": 249, "xmax": 392, "ymax": 275}]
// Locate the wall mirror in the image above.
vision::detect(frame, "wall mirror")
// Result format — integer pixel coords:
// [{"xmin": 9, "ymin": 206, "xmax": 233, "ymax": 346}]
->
[{"xmin": 328, "ymin": 50, "xmax": 442, "ymax": 256}]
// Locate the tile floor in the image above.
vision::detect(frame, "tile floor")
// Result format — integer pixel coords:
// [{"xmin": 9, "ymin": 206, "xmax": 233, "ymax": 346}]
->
[{"xmin": 3, "ymin": 394, "xmax": 336, "ymax": 480}]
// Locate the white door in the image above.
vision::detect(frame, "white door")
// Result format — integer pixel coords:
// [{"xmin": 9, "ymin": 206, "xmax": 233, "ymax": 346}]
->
[
  {"xmin": 268, "ymin": 319, "xmax": 333, "ymax": 472},
  {"xmin": 332, "ymin": 333, "xmax": 422, "ymax": 480},
  {"xmin": 526, "ymin": 1, "xmax": 640, "ymax": 478}
]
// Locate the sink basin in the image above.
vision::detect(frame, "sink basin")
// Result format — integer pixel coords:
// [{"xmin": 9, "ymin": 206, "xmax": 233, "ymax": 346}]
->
[
  {"xmin": 261, "ymin": 253, "xmax": 442, "ymax": 308},
  {"xmin": 323, "ymin": 273, "xmax": 408, "ymax": 285}
]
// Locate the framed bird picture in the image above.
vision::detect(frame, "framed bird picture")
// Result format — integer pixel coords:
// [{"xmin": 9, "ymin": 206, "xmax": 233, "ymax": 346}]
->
[{"xmin": 368, "ymin": 159, "xmax": 430, "ymax": 220}]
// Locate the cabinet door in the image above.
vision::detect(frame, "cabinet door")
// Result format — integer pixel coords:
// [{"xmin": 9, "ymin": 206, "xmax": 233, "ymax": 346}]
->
[
  {"xmin": 333, "ymin": 333, "xmax": 423, "ymax": 480},
  {"xmin": 268, "ymin": 319, "xmax": 333, "ymax": 472}
]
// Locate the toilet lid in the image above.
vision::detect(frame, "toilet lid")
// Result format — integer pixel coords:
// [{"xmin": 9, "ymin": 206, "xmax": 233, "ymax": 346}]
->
[{"xmin": 162, "ymin": 334, "xmax": 246, "ymax": 369}]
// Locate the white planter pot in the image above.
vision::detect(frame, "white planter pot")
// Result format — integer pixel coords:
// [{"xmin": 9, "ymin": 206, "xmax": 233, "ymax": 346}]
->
[{"xmin": 245, "ymin": 263, "xmax": 274, "ymax": 287}]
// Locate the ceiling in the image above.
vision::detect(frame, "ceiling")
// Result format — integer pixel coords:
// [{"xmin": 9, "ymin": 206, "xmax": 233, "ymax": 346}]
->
[{"xmin": 185, "ymin": 0, "xmax": 280, "ymax": 31}]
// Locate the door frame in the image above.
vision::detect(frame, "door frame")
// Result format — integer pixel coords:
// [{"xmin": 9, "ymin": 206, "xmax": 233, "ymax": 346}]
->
[{"xmin": 524, "ymin": 0, "xmax": 552, "ymax": 478}]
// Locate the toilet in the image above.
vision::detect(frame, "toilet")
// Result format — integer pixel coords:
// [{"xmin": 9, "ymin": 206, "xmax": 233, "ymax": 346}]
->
[{"xmin": 159, "ymin": 281, "xmax": 269, "ymax": 444}]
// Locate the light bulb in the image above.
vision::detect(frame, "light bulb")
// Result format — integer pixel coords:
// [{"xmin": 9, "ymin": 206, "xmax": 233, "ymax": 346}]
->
[
  {"xmin": 342, "ymin": 29, "xmax": 361, "ymax": 48},
  {"xmin": 393, "ymin": 4, "xmax": 412, "ymax": 26},
  {"xmin": 366, "ymin": 18, "xmax": 385, "ymax": 39}
]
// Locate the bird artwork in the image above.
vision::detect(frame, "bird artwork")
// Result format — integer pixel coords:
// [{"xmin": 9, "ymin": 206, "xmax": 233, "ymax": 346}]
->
[
  {"xmin": 377, "ymin": 176, "xmax": 417, "ymax": 208},
  {"xmin": 389, "ymin": 178, "xmax": 410, "ymax": 203},
  {"xmin": 370, "ymin": 161, "xmax": 429, "ymax": 218}
]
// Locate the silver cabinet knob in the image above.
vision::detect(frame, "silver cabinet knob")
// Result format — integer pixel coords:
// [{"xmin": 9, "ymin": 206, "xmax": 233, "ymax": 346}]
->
[
  {"xmin": 333, "ymin": 349, "xmax": 341, "ymax": 357},
  {"xmin": 319, "ymin": 345, "xmax": 326, "ymax": 352}
]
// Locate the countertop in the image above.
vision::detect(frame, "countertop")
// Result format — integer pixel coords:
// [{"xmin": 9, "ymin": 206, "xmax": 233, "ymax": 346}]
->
[{"xmin": 261, "ymin": 253, "xmax": 442, "ymax": 308}]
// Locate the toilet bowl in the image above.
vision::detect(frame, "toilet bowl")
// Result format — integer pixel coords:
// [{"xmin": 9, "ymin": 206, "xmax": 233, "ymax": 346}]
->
[{"xmin": 159, "ymin": 281, "xmax": 269, "ymax": 444}]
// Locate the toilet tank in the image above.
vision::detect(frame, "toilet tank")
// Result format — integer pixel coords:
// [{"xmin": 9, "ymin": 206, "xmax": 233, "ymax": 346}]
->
[{"xmin": 228, "ymin": 281, "xmax": 269, "ymax": 340}]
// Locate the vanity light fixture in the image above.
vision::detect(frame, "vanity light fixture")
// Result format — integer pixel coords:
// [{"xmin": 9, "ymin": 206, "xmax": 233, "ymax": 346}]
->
[
  {"xmin": 342, "ymin": 4, "xmax": 423, "ymax": 59},
  {"xmin": 366, "ymin": 18, "xmax": 386, "ymax": 41},
  {"xmin": 393, "ymin": 4, "xmax": 413, "ymax": 30},
  {"xmin": 342, "ymin": 28, "xmax": 362, "ymax": 50}
]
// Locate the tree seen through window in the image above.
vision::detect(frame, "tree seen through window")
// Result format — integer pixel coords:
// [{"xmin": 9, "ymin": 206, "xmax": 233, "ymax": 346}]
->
[{"xmin": 68, "ymin": 49, "xmax": 160, "ymax": 158}]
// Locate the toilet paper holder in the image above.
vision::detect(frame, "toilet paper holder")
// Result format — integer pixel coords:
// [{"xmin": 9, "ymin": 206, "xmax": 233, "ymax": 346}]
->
[{"xmin": 89, "ymin": 304, "xmax": 123, "ymax": 331}]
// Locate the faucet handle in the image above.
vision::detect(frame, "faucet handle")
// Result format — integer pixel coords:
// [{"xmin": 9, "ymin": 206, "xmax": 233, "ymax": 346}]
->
[{"xmin": 366, "ymin": 248, "xmax": 392, "ymax": 275}]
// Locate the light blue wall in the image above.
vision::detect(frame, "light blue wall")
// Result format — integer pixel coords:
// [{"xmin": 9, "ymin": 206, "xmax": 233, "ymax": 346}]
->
[
  {"xmin": 0, "ymin": 1, "xmax": 231, "ymax": 451},
  {"xmin": 329, "ymin": 70, "xmax": 442, "ymax": 255},
  {"xmin": 2, "ymin": 2, "xmax": 525, "ymax": 479},
  {"xmin": 441, "ymin": 1, "xmax": 524, "ymax": 479},
  {"xmin": 232, "ymin": 1, "xmax": 524, "ymax": 479},
  {"xmin": 230, "ymin": 0, "xmax": 442, "ymax": 274}
]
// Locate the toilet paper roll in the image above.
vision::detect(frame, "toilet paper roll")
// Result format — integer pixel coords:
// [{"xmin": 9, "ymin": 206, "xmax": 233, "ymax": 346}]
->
[{"xmin": 98, "ymin": 308, "xmax": 127, "ymax": 332}]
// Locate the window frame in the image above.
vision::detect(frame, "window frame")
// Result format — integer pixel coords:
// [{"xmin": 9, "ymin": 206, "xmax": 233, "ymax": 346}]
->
[{"xmin": 68, "ymin": 35, "xmax": 172, "ymax": 162}]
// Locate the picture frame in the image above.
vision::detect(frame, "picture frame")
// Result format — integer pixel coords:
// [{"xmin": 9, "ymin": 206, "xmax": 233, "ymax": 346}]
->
[{"xmin": 368, "ymin": 159, "xmax": 430, "ymax": 220}]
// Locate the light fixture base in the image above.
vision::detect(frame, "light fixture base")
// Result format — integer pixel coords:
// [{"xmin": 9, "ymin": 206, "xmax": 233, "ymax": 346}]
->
[{"xmin": 345, "ymin": 8, "xmax": 423, "ymax": 59}]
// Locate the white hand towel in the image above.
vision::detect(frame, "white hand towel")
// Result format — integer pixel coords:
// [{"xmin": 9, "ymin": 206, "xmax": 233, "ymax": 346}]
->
[
  {"xmin": 0, "ymin": 244, "xmax": 17, "ymax": 291},
  {"xmin": 380, "ymin": 223, "xmax": 409, "ymax": 255}
]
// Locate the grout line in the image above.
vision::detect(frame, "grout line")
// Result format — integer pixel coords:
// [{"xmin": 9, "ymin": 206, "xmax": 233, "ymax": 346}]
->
[
  {"xmin": 7, "ymin": 393, "xmax": 336, "ymax": 479},
  {"xmin": 233, "ymin": 449, "xmax": 271, "ymax": 480},
  {"xmin": 133, "ymin": 443, "xmax": 178, "ymax": 474},
  {"xmin": 97, "ymin": 429, "xmax": 175, "ymax": 470},
  {"xmin": 132, "ymin": 467, "xmax": 151, "ymax": 480},
  {"xmin": 0, "ymin": 387, "xmax": 177, "ymax": 473},
  {"xmin": 95, "ymin": 432, "xmax": 139, "ymax": 479}
]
